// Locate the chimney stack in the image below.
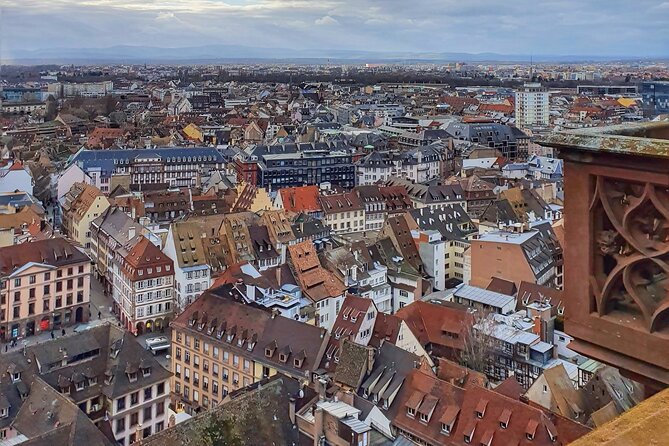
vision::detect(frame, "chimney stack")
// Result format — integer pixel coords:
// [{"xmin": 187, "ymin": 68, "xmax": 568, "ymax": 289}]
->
[{"xmin": 313, "ymin": 407, "xmax": 324, "ymax": 446}]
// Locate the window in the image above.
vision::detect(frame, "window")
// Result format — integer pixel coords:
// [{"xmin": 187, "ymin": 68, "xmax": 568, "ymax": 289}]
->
[
  {"xmin": 144, "ymin": 387, "xmax": 153, "ymax": 401},
  {"xmin": 157, "ymin": 382, "xmax": 165, "ymax": 395},
  {"xmin": 441, "ymin": 423, "xmax": 451, "ymax": 434},
  {"xmin": 407, "ymin": 407, "xmax": 415, "ymax": 417},
  {"xmin": 131, "ymin": 391, "xmax": 139, "ymax": 405},
  {"xmin": 115, "ymin": 418, "xmax": 125, "ymax": 434},
  {"xmin": 130, "ymin": 411, "xmax": 139, "ymax": 426},
  {"xmin": 116, "ymin": 397, "xmax": 126, "ymax": 411},
  {"xmin": 143, "ymin": 406, "xmax": 152, "ymax": 422},
  {"xmin": 156, "ymin": 402, "xmax": 165, "ymax": 416}
]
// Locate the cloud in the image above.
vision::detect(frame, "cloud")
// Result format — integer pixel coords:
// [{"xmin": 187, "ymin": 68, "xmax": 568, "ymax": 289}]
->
[
  {"xmin": 315, "ymin": 15, "xmax": 338, "ymax": 26},
  {"xmin": 1, "ymin": 0, "xmax": 668, "ymax": 57},
  {"xmin": 155, "ymin": 11, "xmax": 175, "ymax": 20}
]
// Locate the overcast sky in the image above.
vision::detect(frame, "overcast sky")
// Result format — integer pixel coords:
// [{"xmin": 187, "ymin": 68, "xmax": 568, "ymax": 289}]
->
[{"xmin": 3, "ymin": 0, "xmax": 669, "ymax": 57}]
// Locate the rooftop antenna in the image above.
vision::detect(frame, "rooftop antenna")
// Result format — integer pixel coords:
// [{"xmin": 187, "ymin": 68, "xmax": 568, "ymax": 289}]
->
[{"xmin": 529, "ymin": 55, "xmax": 534, "ymax": 80}]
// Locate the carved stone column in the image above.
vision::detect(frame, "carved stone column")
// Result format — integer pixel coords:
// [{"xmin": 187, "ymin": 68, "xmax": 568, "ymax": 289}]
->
[{"xmin": 542, "ymin": 122, "xmax": 669, "ymax": 392}]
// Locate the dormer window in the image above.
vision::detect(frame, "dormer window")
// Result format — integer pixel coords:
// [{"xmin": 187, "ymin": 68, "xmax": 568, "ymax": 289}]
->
[
  {"xmin": 279, "ymin": 353, "xmax": 287, "ymax": 363},
  {"xmin": 294, "ymin": 357, "xmax": 303, "ymax": 368},
  {"xmin": 420, "ymin": 412, "xmax": 429, "ymax": 423},
  {"xmin": 527, "ymin": 433, "xmax": 535, "ymax": 441},
  {"xmin": 407, "ymin": 407, "xmax": 416, "ymax": 417},
  {"xmin": 128, "ymin": 372, "xmax": 138, "ymax": 383},
  {"xmin": 89, "ymin": 377, "xmax": 97, "ymax": 386},
  {"xmin": 11, "ymin": 372, "xmax": 20, "ymax": 383},
  {"xmin": 441, "ymin": 423, "xmax": 451, "ymax": 434},
  {"xmin": 0, "ymin": 407, "xmax": 8, "ymax": 419},
  {"xmin": 76, "ymin": 381, "xmax": 85, "ymax": 391},
  {"xmin": 265, "ymin": 348, "xmax": 272, "ymax": 357},
  {"xmin": 475, "ymin": 399, "xmax": 488, "ymax": 419},
  {"xmin": 142, "ymin": 367, "xmax": 151, "ymax": 377}
]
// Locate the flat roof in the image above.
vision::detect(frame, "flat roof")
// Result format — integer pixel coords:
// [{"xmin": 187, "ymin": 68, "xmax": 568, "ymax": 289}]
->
[{"xmin": 454, "ymin": 284, "xmax": 515, "ymax": 309}]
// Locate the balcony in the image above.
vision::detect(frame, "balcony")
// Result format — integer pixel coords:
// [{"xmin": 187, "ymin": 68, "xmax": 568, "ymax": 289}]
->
[{"xmin": 541, "ymin": 122, "xmax": 669, "ymax": 391}]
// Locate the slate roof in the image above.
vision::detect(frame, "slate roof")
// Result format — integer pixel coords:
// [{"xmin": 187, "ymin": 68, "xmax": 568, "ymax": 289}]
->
[
  {"xmin": 409, "ymin": 204, "xmax": 475, "ymax": 242},
  {"xmin": 172, "ymin": 290, "xmax": 329, "ymax": 379},
  {"xmin": 0, "ymin": 237, "xmax": 88, "ymax": 275}
]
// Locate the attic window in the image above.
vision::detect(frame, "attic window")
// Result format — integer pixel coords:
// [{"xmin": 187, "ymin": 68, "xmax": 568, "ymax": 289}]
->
[
  {"xmin": 142, "ymin": 367, "xmax": 151, "ymax": 377},
  {"xmin": 128, "ymin": 372, "xmax": 138, "ymax": 383},
  {"xmin": 76, "ymin": 381, "xmax": 85, "ymax": 391}
]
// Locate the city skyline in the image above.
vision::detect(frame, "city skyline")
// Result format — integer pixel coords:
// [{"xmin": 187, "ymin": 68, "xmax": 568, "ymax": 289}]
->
[{"xmin": 3, "ymin": 0, "xmax": 669, "ymax": 61}]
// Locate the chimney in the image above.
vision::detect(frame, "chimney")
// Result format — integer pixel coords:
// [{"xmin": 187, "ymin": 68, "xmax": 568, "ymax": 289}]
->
[
  {"xmin": 313, "ymin": 407, "xmax": 325, "ymax": 446},
  {"xmin": 316, "ymin": 377, "xmax": 327, "ymax": 400},
  {"xmin": 289, "ymin": 397, "xmax": 296, "ymax": 425}
]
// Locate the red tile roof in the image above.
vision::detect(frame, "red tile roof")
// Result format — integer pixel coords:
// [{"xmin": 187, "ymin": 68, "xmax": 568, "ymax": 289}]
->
[
  {"xmin": 121, "ymin": 236, "xmax": 173, "ymax": 281},
  {"xmin": 392, "ymin": 368, "xmax": 590, "ymax": 446},
  {"xmin": 279, "ymin": 185, "xmax": 322, "ymax": 214},
  {"xmin": 395, "ymin": 301, "xmax": 470, "ymax": 355},
  {"xmin": 288, "ymin": 240, "xmax": 346, "ymax": 303}
]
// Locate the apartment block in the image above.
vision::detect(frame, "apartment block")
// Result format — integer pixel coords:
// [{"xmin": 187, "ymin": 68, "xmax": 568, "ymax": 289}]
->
[
  {"xmin": 0, "ymin": 238, "xmax": 91, "ymax": 341},
  {"xmin": 169, "ymin": 289, "xmax": 328, "ymax": 414}
]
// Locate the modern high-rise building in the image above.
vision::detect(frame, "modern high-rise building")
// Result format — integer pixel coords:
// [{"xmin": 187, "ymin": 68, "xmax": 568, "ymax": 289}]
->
[
  {"xmin": 641, "ymin": 81, "xmax": 669, "ymax": 116},
  {"xmin": 515, "ymin": 82, "xmax": 550, "ymax": 128}
]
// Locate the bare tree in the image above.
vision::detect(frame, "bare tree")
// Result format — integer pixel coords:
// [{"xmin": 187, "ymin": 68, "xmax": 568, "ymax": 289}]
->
[{"xmin": 460, "ymin": 307, "xmax": 498, "ymax": 375}]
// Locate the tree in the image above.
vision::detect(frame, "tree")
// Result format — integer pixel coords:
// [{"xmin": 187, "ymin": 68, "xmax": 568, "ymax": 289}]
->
[{"xmin": 460, "ymin": 307, "xmax": 497, "ymax": 375}]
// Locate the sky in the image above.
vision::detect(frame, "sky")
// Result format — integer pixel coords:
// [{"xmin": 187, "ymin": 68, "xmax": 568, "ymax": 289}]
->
[{"xmin": 2, "ymin": 0, "xmax": 669, "ymax": 57}]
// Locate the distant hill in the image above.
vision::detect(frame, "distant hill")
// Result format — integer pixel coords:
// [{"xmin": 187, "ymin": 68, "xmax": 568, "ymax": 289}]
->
[{"xmin": 3, "ymin": 44, "xmax": 662, "ymax": 65}]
